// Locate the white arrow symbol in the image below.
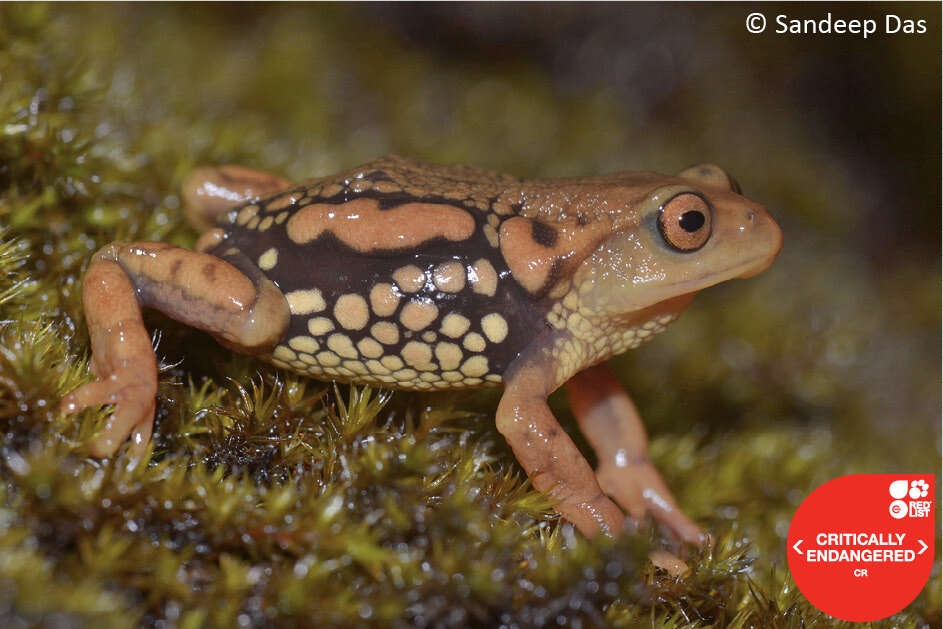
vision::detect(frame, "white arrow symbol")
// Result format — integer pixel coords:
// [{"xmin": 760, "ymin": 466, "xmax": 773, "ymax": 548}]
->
[
  {"xmin": 793, "ymin": 540, "xmax": 804, "ymax": 555},
  {"xmin": 917, "ymin": 539, "xmax": 928, "ymax": 555}
]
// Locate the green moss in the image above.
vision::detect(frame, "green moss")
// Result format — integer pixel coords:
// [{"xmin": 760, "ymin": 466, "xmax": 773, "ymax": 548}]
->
[{"xmin": 0, "ymin": 4, "xmax": 938, "ymax": 627}]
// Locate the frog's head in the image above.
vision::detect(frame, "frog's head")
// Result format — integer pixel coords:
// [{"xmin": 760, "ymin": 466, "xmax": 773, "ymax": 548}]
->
[{"xmin": 572, "ymin": 164, "xmax": 782, "ymax": 319}]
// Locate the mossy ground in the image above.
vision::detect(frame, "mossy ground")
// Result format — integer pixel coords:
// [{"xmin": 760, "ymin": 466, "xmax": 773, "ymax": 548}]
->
[{"xmin": 0, "ymin": 4, "xmax": 939, "ymax": 628}]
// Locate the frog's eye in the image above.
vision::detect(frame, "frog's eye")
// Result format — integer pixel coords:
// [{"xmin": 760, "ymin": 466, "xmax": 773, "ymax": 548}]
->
[{"xmin": 658, "ymin": 193, "xmax": 712, "ymax": 252}]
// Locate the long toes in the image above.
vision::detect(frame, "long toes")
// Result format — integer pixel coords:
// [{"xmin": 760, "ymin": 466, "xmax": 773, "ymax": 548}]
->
[
  {"xmin": 558, "ymin": 493, "xmax": 626, "ymax": 538},
  {"xmin": 128, "ymin": 420, "xmax": 154, "ymax": 458},
  {"xmin": 653, "ymin": 507, "xmax": 705, "ymax": 546},
  {"xmin": 61, "ymin": 379, "xmax": 118, "ymax": 413},
  {"xmin": 89, "ymin": 392, "xmax": 155, "ymax": 458},
  {"xmin": 599, "ymin": 463, "xmax": 705, "ymax": 546}
]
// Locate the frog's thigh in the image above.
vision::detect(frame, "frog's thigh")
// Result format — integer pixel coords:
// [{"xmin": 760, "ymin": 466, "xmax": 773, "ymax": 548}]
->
[
  {"xmin": 102, "ymin": 242, "xmax": 290, "ymax": 351},
  {"xmin": 496, "ymin": 362, "xmax": 625, "ymax": 537},
  {"xmin": 182, "ymin": 165, "xmax": 291, "ymax": 231},
  {"xmin": 566, "ymin": 363, "xmax": 704, "ymax": 545}
]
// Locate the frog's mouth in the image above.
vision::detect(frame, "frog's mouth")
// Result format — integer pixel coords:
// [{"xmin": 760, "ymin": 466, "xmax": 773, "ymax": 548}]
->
[{"xmin": 661, "ymin": 248, "xmax": 781, "ymax": 299}]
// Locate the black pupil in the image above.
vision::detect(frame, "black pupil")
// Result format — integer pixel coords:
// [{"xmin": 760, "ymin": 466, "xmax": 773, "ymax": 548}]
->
[{"xmin": 678, "ymin": 210, "xmax": 705, "ymax": 232}]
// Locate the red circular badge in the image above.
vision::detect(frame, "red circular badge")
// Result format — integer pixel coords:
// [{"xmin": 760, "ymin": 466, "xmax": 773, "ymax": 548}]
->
[{"xmin": 787, "ymin": 474, "xmax": 935, "ymax": 621}]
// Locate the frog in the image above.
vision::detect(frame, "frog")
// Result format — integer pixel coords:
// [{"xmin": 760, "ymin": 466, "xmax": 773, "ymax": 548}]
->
[{"xmin": 61, "ymin": 155, "xmax": 781, "ymax": 547}]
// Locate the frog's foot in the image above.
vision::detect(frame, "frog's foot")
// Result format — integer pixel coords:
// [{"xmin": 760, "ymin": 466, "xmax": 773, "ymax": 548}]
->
[
  {"xmin": 61, "ymin": 351, "xmax": 157, "ymax": 457},
  {"xmin": 566, "ymin": 363, "xmax": 705, "ymax": 546},
  {"xmin": 182, "ymin": 165, "xmax": 291, "ymax": 232},
  {"xmin": 62, "ymin": 242, "xmax": 290, "ymax": 457}
]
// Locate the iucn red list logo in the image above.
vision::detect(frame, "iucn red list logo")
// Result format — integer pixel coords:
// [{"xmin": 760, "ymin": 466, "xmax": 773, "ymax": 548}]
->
[{"xmin": 787, "ymin": 475, "xmax": 935, "ymax": 622}]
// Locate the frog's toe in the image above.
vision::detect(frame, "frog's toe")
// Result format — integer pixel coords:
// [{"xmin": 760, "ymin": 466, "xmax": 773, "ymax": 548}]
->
[
  {"xmin": 88, "ymin": 384, "xmax": 156, "ymax": 457},
  {"xmin": 63, "ymin": 374, "xmax": 157, "ymax": 458},
  {"xmin": 598, "ymin": 461, "xmax": 705, "ymax": 546}
]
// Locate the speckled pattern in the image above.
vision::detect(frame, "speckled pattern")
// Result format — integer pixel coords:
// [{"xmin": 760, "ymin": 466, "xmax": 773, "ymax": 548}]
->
[{"xmin": 207, "ymin": 156, "xmax": 550, "ymax": 389}]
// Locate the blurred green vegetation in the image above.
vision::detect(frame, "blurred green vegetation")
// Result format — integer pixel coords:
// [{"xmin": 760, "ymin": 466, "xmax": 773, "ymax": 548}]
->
[{"xmin": 0, "ymin": 3, "xmax": 939, "ymax": 627}]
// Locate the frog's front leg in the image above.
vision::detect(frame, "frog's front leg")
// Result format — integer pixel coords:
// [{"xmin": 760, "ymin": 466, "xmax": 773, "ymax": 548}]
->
[
  {"xmin": 497, "ymin": 348, "xmax": 626, "ymax": 536},
  {"xmin": 566, "ymin": 363, "xmax": 704, "ymax": 545},
  {"xmin": 61, "ymin": 242, "xmax": 289, "ymax": 456}
]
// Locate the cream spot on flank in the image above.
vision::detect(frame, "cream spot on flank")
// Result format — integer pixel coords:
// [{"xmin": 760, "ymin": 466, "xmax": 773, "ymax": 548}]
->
[
  {"xmin": 286, "ymin": 289, "xmax": 326, "ymax": 315},
  {"xmin": 298, "ymin": 353, "xmax": 317, "ymax": 365},
  {"xmin": 485, "ymin": 374, "xmax": 503, "ymax": 383},
  {"xmin": 307, "ymin": 317, "xmax": 335, "ymax": 336},
  {"xmin": 326, "ymin": 333, "xmax": 358, "ymax": 358},
  {"xmin": 400, "ymin": 300, "xmax": 438, "ymax": 331},
  {"xmin": 272, "ymin": 346, "xmax": 296, "ymax": 362},
  {"xmin": 288, "ymin": 336, "xmax": 320, "ymax": 353},
  {"xmin": 483, "ymin": 223, "xmax": 499, "ymax": 248},
  {"xmin": 247, "ymin": 216, "xmax": 261, "ymax": 230},
  {"xmin": 464, "ymin": 377, "xmax": 484, "ymax": 385},
  {"xmin": 433, "ymin": 261, "xmax": 466, "ymax": 293},
  {"xmin": 315, "ymin": 351, "xmax": 341, "ymax": 367},
  {"xmin": 481, "ymin": 313, "xmax": 508, "ymax": 343},
  {"xmin": 369, "ymin": 283, "xmax": 400, "ymax": 317},
  {"xmin": 356, "ymin": 337, "xmax": 384, "ymax": 359},
  {"xmin": 421, "ymin": 331, "xmax": 436, "ymax": 343},
  {"xmin": 401, "ymin": 341, "xmax": 434, "ymax": 370},
  {"xmin": 469, "ymin": 259, "xmax": 498, "ymax": 297},
  {"xmin": 236, "ymin": 204, "xmax": 259, "ymax": 225},
  {"xmin": 258, "ymin": 216, "xmax": 274, "ymax": 231},
  {"xmin": 393, "ymin": 368, "xmax": 418, "ymax": 381},
  {"xmin": 460, "ymin": 356, "xmax": 489, "ymax": 377},
  {"xmin": 364, "ymin": 359, "xmax": 390, "ymax": 375},
  {"xmin": 267, "ymin": 192, "xmax": 297, "ymax": 211},
  {"xmin": 275, "ymin": 211, "xmax": 290, "ymax": 224},
  {"xmin": 442, "ymin": 371, "xmax": 463, "ymax": 382},
  {"xmin": 343, "ymin": 360, "xmax": 369, "ymax": 375},
  {"xmin": 440, "ymin": 313, "xmax": 471, "ymax": 338},
  {"xmin": 380, "ymin": 355, "xmax": 403, "ymax": 371},
  {"xmin": 434, "ymin": 342, "xmax": 463, "ymax": 371},
  {"xmin": 371, "ymin": 321, "xmax": 400, "ymax": 345},
  {"xmin": 334, "ymin": 293, "xmax": 369, "ymax": 330},
  {"xmin": 420, "ymin": 372, "xmax": 440, "ymax": 382},
  {"xmin": 258, "ymin": 248, "xmax": 278, "ymax": 271},
  {"xmin": 463, "ymin": 332, "xmax": 486, "ymax": 353},
  {"xmin": 392, "ymin": 265, "xmax": 426, "ymax": 293}
]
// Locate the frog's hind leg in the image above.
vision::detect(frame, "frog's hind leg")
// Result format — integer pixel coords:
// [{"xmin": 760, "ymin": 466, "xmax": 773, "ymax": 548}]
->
[
  {"xmin": 565, "ymin": 363, "xmax": 704, "ymax": 546},
  {"xmin": 61, "ymin": 243, "xmax": 290, "ymax": 457},
  {"xmin": 182, "ymin": 165, "xmax": 291, "ymax": 231}
]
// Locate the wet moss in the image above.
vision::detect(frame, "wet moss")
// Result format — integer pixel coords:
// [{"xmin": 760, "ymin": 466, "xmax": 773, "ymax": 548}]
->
[{"xmin": 0, "ymin": 4, "xmax": 938, "ymax": 627}]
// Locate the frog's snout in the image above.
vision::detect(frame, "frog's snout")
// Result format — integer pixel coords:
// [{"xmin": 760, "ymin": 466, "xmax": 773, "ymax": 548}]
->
[{"xmin": 736, "ymin": 205, "xmax": 782, "ymax": 278}]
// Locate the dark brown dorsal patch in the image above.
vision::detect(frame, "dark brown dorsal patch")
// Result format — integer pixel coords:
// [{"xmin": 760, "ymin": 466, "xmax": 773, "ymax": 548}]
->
[{"xmin": 531, "ymin": 220, "xmax": 558, "ymax": 248}]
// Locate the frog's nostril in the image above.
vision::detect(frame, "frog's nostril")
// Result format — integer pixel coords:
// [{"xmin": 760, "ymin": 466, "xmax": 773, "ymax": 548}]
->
[{"xmin": 746, "ymin": 210, "xmax": 756, "ymax": 223}]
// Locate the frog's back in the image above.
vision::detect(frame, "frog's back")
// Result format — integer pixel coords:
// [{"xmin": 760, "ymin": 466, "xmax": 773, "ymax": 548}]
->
[{"xmin": 208, "ymin": 156, "xmax": 548, "ymax": 390}]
